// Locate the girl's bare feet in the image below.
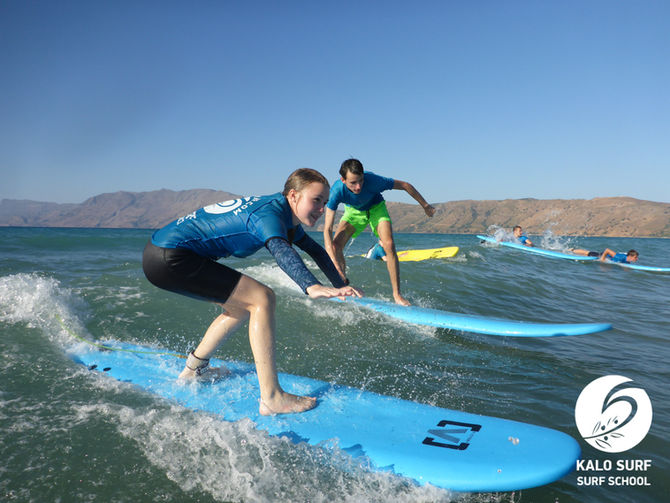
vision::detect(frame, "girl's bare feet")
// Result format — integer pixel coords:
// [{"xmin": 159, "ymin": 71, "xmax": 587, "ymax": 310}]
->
[
  {"xmin": 394, "ymin": 294, "xmax": 411, "ymax": 306},
  {"xmin": 259, "ymin": 393, "xmax": 317, "ymax": 416}
]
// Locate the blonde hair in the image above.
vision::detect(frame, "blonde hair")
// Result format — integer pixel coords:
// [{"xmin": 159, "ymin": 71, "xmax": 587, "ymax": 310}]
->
[{"xmin": 282, "ymin": 168, "xmax": 329, "ymax": 196}]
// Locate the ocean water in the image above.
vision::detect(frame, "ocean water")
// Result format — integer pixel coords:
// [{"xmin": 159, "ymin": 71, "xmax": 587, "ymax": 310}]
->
[{"xmin": 1, "ymin": 226, "xmax": 668, "ymax": 503}]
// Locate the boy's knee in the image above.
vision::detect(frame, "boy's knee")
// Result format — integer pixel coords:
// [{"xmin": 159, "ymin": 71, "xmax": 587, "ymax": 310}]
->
[
  {"xmin": 380, "ymin": 238, "xmax": 395, "ymax": 252},
  {"xmin": 333, "ymin": 234, "xmax": 350, "ymax": 249}
]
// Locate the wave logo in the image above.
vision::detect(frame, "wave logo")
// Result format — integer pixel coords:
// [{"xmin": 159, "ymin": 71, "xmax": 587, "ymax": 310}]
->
[
  {"xmin": 204, "ymin": 197, "xmax": 258, "ymax": 215},
  {"xmin": 575, "ymin": 375, "xmax": 652, "ymax": 453}
]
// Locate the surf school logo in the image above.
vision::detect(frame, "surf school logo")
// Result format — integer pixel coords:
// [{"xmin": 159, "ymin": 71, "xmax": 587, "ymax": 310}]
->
[
  {"xmin": 204, "ymin": 196, "xmax": 260, "ymax": 215},
  {"xmin": 575, "ymin": 375, "xmax": 653, "ymax": 453}
]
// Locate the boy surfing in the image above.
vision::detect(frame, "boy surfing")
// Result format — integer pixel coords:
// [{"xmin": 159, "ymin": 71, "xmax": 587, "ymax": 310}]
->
[{"xmin": 323, "ymin": 158, "xmax": 435, "ymax": 306}]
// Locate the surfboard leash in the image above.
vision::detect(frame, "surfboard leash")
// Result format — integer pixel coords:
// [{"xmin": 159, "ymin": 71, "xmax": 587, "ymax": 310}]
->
[{"xmin": 56, "ymin": 313, "xmax": 187, "ymax": 359}]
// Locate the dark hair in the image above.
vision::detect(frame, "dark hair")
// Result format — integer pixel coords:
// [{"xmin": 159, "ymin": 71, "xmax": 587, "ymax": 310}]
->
[
  {"xmin": 627, "ymin": 249, "xmax": 639, "ymax": 258},
  {"xmin": 339, "ymin": 158, "xmax": 364, "ymax": 178},
  {"xmin": 282, "ymin": 168, "xmax": 329, "ymax": 196},
  {"xmin": 512, "ymin": 225, "xmax": 522, "ymax": 232}
]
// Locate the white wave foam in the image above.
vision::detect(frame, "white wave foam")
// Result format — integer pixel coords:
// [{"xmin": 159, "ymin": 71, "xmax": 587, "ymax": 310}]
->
[
  {"xmin": 238, "ymin": 262, "xmax": 425, "ymax": 333},
  {"xmin": 0, "ymin": 273, "xmax": 90, "ymax": 347},
  {"xmin": 537, "ymin": 229, "xmax": 577, "ymax": 251},
  {"xmin": 240, "ymin": 262, "xmax": 303, "ymax": 292},
  {"xmin": 72, "ymin": 401, "xmax": 454, "ymax": 502},
  {"xmin": 240, "ymin": 256, "xmax": 334, "ymax": 295}
]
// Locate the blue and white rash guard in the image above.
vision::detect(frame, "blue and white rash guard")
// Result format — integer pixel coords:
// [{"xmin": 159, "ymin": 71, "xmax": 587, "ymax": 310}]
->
[
  {"xmin": 152, "ymin": 193, "xmax": 301, "ymax": 258},
  {"xmin": 152, "ymin": 193, "xmax": 344, "ymax": 292}
]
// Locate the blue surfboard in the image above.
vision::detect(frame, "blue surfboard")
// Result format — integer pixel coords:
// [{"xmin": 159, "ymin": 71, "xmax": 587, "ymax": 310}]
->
[
  {"xmin": 334, "ymin": 297, "xmax": 612, "ymax": 337},
  {"xmin": 69, "ymin": 341, "xmax": 581, "ymax": 492},
  {"xmin": 478, "ymin": 235, "xmax": 670, "ymax": 273},
  {"xmin": 602, "ymin": 260, "xmax": 670, "ymax": 273},
  {"xmin": 477, "ymin": 235, "xmax": 598, "ymax": 261}
]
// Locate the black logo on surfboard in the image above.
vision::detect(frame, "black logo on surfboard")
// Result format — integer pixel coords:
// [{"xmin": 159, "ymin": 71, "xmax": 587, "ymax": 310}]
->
[{"xmin": 422, "ymin": 420, "xmax": 481, "ymax": 450}]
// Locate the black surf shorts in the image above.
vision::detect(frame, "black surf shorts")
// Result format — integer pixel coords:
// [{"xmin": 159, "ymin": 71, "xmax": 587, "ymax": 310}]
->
[{"xmin": 142, "ymin": 241, "xmax": 242, "ymax": 304}]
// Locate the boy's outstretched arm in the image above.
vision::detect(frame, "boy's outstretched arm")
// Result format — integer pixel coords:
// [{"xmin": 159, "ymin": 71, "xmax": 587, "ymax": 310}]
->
[
  {"xmin": 322, "ymin": 207, "xmax": 347, "ymax": 280},
  {"xmin": 393, "ymin": 180, "xmax": 435, "ymax": 217}
]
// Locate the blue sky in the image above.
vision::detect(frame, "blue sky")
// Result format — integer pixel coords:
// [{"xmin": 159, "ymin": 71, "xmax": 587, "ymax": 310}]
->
[{"xmin": 2, "ymin": 0, "xmax": 669, "ymax": 205}]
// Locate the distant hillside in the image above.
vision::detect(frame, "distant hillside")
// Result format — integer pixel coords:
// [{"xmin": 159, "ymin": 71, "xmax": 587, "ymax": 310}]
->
[
  {"xmin": 382, "ymin": 197, "xmax": 670, "ymax": 238},
  {"xmin": 0, "ymin": 189, "xmax": 240, "ymax": 229},
  {"xmin": 1, "ymin": 190, "xmax": 669, "ymax": 237}
]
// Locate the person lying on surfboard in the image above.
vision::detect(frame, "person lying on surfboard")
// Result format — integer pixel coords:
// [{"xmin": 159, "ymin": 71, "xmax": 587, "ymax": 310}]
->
[
  {"xmin": 570, "ymin": 248, "xmax": 639, "ymax": 263},
  {"xmin": 512, "ymin": 225, "xmax": 534, "ymax": 247},
  {"xmin": 323, "ymin": 158, "xmax": 435, "ymax": 306},
  {"xmin": 143, "ymin": 168, "xmax": 362, "ymax": 415}
]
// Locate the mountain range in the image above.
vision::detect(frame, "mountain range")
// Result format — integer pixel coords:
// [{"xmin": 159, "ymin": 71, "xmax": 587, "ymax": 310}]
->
[{"xmin": 1, "ymin": 189, "xmax": 668, "ymax": 237}]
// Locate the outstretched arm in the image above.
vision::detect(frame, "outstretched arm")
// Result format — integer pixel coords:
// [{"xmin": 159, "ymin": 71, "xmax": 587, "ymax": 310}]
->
[
  {"xmin": 295, "ymin": 233, "xmax": 346, "ymax": 288},
  {"xmin": 266, "ymin": 237, "xmax": 320, "ymax": 293},
  {"xmin": 266, "ymin": 237, "xmax": 362, "ymax": 299},
  {"xmin": 322, "ymin": 207, "xmax": 337, "ymax": 259},
  {"xmin": 393, "ymin": 180, "xmax": 435, "ymax": 217},
  {"xmin": 322, "ymin": 207, "xmax": 347, "ymax": 280},
  {"xmin": 600, "ymin": 248, "xmax": 616, "ymax": 261}
]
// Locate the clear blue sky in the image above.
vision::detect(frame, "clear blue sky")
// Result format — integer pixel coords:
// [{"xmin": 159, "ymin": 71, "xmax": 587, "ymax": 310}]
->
[{"xmin": 2, "ymin": 0, "xmax": 669, "ymax": 204}]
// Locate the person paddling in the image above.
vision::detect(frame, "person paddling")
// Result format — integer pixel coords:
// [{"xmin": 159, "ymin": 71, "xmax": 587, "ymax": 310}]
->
[
  {"xmin": 512, "ymin": 225, "xmax": 534, "ymax": 247},
  {"xmin": 570, "ymin": 248, "xmax": 639, "ymax": 263}
]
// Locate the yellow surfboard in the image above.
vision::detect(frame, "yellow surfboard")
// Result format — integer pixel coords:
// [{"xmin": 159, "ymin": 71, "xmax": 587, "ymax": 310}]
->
[
  {"xmin": 363, "ymin": 246, "xmax": 459, "ymax": 262},
  {"xmin": 396, "ymin": 246, "xmax": 459, "ymax": 262}
]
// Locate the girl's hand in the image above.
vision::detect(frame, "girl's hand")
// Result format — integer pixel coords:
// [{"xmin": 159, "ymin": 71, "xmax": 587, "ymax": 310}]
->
[{"xmin": 306, "ymin": 284, "xmax": 363, "ymax": 300}]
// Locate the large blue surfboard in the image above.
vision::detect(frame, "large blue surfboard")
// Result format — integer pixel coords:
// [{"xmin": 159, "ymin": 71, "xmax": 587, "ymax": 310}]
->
[
  {"xmin": 69, "ymin": 341, "xmax": 581, "ymax": 492},
  {"xmin": 477, "ymin": 235, "xmax": 598, "ymax": 261},
  {"xmin": 334, "ymin": 297, "xmax": 612, "ymax": 337}
]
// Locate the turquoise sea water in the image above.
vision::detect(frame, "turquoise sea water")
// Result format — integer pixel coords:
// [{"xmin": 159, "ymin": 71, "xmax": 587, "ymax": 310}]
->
[{"xmin": 1, "ymin": 227, "xmax": 668, "ymax": 503}]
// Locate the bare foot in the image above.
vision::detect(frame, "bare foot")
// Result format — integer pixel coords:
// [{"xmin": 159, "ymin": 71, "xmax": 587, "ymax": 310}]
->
[
  {"xmin": 259, "ymin": 393, "xmax": 317, "ymax": 416},
  {"xmin": 394, "ymin": 294, "xmax": 411, "ymax": 306}
]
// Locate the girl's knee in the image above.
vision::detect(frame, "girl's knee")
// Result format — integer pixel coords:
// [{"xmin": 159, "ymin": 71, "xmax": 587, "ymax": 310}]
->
[{"xmin": 256, "ymin": 284, "xmax": 276, "ymax": 310}]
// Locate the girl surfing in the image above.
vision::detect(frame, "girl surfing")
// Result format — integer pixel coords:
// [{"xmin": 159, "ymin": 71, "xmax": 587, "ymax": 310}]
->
[{"xmin": 143, "ymin": 168, "xmax": 362, "ymax": 415}]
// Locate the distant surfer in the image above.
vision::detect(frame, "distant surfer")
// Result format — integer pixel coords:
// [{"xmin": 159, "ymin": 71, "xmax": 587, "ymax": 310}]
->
[
  {"xmin": 570, "ymin": 248, "xmax": 639, "ymax": 263},
  {"xmin": 364, "ymin": 240, "xmax": 387, "ymax": 261},
  {"xmin": 512, "ymin": 225, "xmax": 534, "ymax": 247},
  {"xmin": 142, "ymin": 168, "xmax": 362, "ymax": 416},
  {"xmin": 323, "ymin": 158, "xmax": 435, "ymax": 306}
]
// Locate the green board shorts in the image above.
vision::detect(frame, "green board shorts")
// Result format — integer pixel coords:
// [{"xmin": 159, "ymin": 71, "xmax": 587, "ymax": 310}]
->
[{"xmin": 341, "ymin": 200, "xmax": 391, "ymax": 238}]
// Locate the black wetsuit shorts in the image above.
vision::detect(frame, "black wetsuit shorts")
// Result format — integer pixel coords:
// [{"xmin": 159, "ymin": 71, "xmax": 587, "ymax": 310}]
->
[{"xmin": 142, "ymin": 241, "xmax": 242, "ymax": 304}]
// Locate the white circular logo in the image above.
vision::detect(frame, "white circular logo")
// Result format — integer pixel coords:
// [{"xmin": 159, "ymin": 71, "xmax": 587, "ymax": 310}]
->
[
  {"xmin": 575, "ymin": 375, "xmax": 652, "ymax": 453},
  {"xmin": 203, "ymin": 198, "xmax": 244, "ymax": 214}
]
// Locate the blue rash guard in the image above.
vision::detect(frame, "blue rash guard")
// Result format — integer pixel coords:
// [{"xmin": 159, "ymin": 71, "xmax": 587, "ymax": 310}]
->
[
  {"xmin": 326, "ymin": 171, "xmax": 395, "ymax": 211},
  {"xmin": 609, "ymin": 252, "xmax": 629, "ymax": 263},
  {"xmin": 151, "ymin": 193, "xmax": 344, "ymax": 292},
  {"xmin": 518, "ymin": 235, "xmax": 530, "ymax": 245}
]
